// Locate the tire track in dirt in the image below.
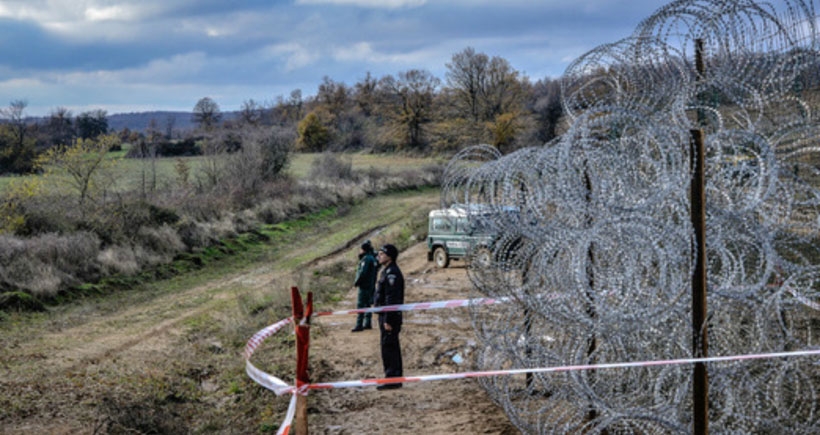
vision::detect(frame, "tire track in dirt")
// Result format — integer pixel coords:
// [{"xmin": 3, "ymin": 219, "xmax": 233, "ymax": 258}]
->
[
  {"xmin": 9, "ymin": 219, "xmax": 392, "ymax": 377},
  {"xmin": 304, "ymin": 223, "xmax": 393, "ymax": 268},
  {"xmin": 7, "ymin": 273, "xmax": 264, "ymax": 376},
  {"xmin": 1, "ymin": 191, "xmax": 516, "ymax": 433},
  {"xmin": 53, "ymin": 223, "xmax": 395, "ymax": 373}
]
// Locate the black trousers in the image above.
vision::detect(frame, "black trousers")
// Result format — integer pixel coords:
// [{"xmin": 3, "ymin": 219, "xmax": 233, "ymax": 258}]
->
[{"xmin": 379, "ymin": 318, "xmax": 403, "ymax": 378}]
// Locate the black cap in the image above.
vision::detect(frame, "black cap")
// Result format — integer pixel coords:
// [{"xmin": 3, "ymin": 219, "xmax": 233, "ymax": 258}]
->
[
  {"xmin": 361, "ymin": 239, "xmax": 373, "ymax": 252},
  {"xmin": 379, "ymin": 244, "xmax": 398, "ymax": 261}
]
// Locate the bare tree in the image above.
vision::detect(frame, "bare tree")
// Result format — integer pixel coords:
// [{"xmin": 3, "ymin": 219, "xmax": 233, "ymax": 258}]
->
[
  {"xmin": 46, "ymin": 107, "xmax": 75, "ymax": 147},
  {"xmin": 446, "ymin": 48, "xmax": 527, "ymax": 123},
  {"xmin": 446, "ymin": 48, "xmax": 488, "ymax": 123},
  {"xmin": 192, "ymin": 97, "xmax": 222, "ymax": 130},
  {"xmin": 139, "ymin": 119, "xmax": 162, "ymax": 196},
  {"xmin": 483, "ymin": 56, "xmax": 527, "ymax": 121},
  {"xmin": 0, "ymin": 100, "xmax": 37, "ymax": 174},
  {"xmin": 240, "ymin": 99, "xmax": 263, "ymax": 126},
  {"xmin": 164, "ymin": 115, "xmax": 176, "ymax": 140},
  {"xmin": 528, "ymin": 78, "xmax": 564, "ymax": 143},
  {"xmin": 380, "ymin": 69, "xmax": 440, "ymax": 150},
  {"xmin": 354, "ymin": 72, "xmax": 379, "ymax": 117},
  {"xmin": 316, "ymin": 76, "xmax": 350, "ymax": 119},
  {"xmin": 287, "ymin": 89, "xmax": 303, "ymax": 125},
  {"xmin": 2, "ymin": 100, "xmax": 29, "ymax": 150}
]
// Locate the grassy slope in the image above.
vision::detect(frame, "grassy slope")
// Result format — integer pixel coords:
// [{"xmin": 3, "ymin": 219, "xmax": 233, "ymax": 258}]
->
[
  {"xmin": 0, "ymin": 152, "xmax": 445, "ymax": 193},
  {"xmin": 0, "ymin": 188, "xmax": 439, "ymax": 434}
]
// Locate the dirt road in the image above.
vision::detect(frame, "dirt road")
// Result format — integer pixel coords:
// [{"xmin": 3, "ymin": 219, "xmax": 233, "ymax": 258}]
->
[
  {"xmin": 307, "ymin": 242, "xmax": 517, "ymax": 434},
  {"xmin": 0, "ymin": 192, "xmax": 517, "ymax": 434}
]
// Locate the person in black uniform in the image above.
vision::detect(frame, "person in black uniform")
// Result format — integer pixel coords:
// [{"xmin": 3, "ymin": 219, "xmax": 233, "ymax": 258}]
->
[{"xmin": 373, "ymin": 244, "xmax": 404, "ymax": 390}]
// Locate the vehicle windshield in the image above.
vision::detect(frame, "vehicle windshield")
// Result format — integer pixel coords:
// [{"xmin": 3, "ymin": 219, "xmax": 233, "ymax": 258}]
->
[{"xmin": 467, "ymin": 216, "xmax": 491, "ymax": 233}]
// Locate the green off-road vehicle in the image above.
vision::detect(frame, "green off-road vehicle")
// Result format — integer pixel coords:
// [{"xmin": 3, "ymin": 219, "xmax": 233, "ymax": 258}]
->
[{"xmin": 426, "ymin": 204, "xmax": 498, "ymax": 268}]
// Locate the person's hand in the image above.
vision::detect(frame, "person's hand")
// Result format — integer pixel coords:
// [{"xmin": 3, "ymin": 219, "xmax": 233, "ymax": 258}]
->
[{"xmin": 384, "ymin": 322, "xmax": 392, "ymax": 332}]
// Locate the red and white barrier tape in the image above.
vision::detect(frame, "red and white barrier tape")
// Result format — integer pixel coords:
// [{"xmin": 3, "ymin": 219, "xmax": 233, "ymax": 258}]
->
[
  {"xmin": 245, "ymin": 318, "xmax": 293, "ymax": 396},
  {"xmin": 275, "ymin": 392, "xmax": 297, "ymax": 435},
  {"xmin": 245, "ymin": 295, "xmax": 820, "ymax": 431},
  {"xmin": 312, "ymin": 295, "xmax": 510, "ymax": 318},
  {"xmin": 243, "ymin": 297, "xmax": 509, "ymax": 397},
  {"xmin": 307, "ymin": 348, "xmax": 820, "ymax": 391}
]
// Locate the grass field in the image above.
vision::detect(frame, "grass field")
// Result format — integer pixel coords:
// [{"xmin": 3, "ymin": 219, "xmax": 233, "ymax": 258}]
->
[{"xmin": 0, "ymin": 152, "xmax": 444, "ymax": 193}]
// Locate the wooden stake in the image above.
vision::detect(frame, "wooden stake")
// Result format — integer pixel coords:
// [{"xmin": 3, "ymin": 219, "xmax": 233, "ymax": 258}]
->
[
  {"xmin": 692, "ymin": 38, "xmax": 709, "ymax": 435},
  {"xmin": 291, "ymin": 287, "xmax": 313, "ymax": 435}
]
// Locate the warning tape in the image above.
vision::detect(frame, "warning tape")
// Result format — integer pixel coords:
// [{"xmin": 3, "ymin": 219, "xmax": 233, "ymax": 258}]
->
[
  {"xmin": 244, "ymin": 295, "xmax": 820, "ymax": 432},
  {"xmin": 307, "ymin": 348, "xmax": 820, "ymax": 391},
  {"xmin": 312, "ymin": 295, "xmax": 510, "ymax": 317},
  {"xmin": 244, "ymin": 297, "xmax": 509, "ymax": 397},
  {"xmin": 275, "ymin": 392, "xmax": 297, "ymax": 435},
  {"xmin": 245, "ymin": 317, "xmax": 293, "ymax": 396}
]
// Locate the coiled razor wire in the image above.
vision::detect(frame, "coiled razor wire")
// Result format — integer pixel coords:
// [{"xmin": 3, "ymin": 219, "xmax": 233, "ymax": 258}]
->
[{"xmin": 443, "ymin": 0, "xmax": 820, "ymax": 433}]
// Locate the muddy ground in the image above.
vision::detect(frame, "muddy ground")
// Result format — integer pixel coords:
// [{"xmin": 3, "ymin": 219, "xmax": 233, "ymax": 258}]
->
[
  {"xmin": 0, "ymin": 209, "xmax": 518, "ymax": 434},
  {"xmin": 306, "ymin": 242, "xmax": 518, "ymax": 434}
]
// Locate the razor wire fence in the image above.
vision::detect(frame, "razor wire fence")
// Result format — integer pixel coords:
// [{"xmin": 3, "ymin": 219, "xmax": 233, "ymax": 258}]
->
[{"xmin": 443, "ymin": 0, "xmax": 820, "ymax": 433}]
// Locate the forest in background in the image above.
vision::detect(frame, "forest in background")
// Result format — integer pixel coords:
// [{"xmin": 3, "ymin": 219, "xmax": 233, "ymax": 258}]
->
[
  {"xmin": 1, "ymin": 46, "xmax": 564, "ymax": 176},
  {"xmin": 0, "ymin": 47, "xmax": 564, "ymax": 310}
]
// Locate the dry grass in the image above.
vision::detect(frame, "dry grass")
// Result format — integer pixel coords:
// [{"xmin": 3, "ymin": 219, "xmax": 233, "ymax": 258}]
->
[
  {"xmin": 288, "ymin": 152, "xmax": 445, "ymax": 178},
  {"xmin": 0, "ymin": 188, "xmax": 440, "ymax": 433},
  {"xmin": 0, "ymin": 150, "xmax": 442, "ymax": 301}
]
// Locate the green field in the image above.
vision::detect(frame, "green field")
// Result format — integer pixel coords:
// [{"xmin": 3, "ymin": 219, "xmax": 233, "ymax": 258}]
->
[{"xmin": 0, "ymin": 152, "xmax": 445, "ymax": 193}]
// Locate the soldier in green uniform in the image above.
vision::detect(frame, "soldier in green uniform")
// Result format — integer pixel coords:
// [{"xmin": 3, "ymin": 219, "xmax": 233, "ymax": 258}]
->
[{"xmin": 351, "ymin": 240, "xmax": 378, "ymax": 332}]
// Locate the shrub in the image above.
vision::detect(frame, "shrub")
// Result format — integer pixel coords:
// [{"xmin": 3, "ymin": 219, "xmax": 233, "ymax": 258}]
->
[
  {"xmin": 8, "ymin": 190, "xmax": 84, "ymax": 237},
  {"xmin": 217, "ymin": 127, "xmax": 293, "ymax": 209},
  {"xmin": 32, "ymin": 231, "xmax": 101, "ymax": 285},
  {"xmin": 0, "ymin": 235, "xmax": 25, "ymax": 264},
  {"xmin": 177, "ymin": 191, "xmax": 231, "ymax": 222},
  {"xmin": 0, "ymin": 291, "xmax": 46, "ymax": 312},
  {"xmin": 16, "ymin": 204, "xmax": 75, "ymax": 236},
  {"xmin": 136, "ymin": 225, "xmax": 186, "ymax": 260},
  {"xmin": 0, "ymin": 231, "xmax": 101, "ymax": 297},
  {"xmin": 147, "ymin": 204, "xmax": 180, "ymax": 226},
  {"xmin": 296, "ymin": 110, "xmax": 331, "ymax": 152},
  {"xmin": 132, "ymin": 244, "xmax": 168, "ymax": 268},
  {"xmin": 4, "ymin": 256, "xmax": 63, "ymax": 297},
  {"xmin": 253, "ymin": 199, "xmax": 290, "ymax": 224},
  {"xmin": 155, "ymin": 138, "xmax": 201, "ymax": 157},
  {"xmin": 97, "ymin": 245, "xmax": 140, "ymax": 275},
  {"xmin": 108, "ymin": 202, "xmax": 181, "ymax": 241},
  {"xmin": 0, "ymin": 177, "xmax": 43, "ymax": 235},
  {"xmin": 308, "ymin": 152, "xmax": 354, "ymax": 180},
  {"xmin": 253, "ymin": 126, "xmax": 293, "ymax": 180},
  {"xmin": 231, "ymin": 209, "xmax": 260, "ymax": 234},
  {"xmin": 175, "ymin": 216, "xmax": 238, "ymax": 252},
  {"xmin": 176, "ymin": 218, "xmax": 219, "ymax": 251}
]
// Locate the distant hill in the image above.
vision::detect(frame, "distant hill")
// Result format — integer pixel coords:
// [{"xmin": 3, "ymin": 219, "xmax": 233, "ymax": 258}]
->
[
  {"xmin": 110, "ymin": 111, "xmax": 241, "ymax": 133},
  {"xmin": 107, "ymin": 111, "xmax": 197, "ymax": 133},
  {"xmin": 21, "ymin": 111, "xmax": 241, "ymax": 134}
]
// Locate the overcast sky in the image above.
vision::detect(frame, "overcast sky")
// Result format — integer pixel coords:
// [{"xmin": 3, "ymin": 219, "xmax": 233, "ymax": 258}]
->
[{"xmin": 0, "ymin": 0, "xmax": 666, "ymax": 117}]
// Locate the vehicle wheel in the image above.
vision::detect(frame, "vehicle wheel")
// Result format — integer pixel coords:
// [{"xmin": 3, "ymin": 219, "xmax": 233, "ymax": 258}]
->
[
  {"xmin": 434, "ymin": 247, "xmax": 450, "ymax": 268},
  {"xmin": 471, "ymin": 246, "xmax": 492, "ymax": 269}
]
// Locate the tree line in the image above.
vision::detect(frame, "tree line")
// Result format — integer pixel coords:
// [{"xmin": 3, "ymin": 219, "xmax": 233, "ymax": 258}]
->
[{"xmin": 0, "ymin": 47, "xmax": 564, "ymax": 176}]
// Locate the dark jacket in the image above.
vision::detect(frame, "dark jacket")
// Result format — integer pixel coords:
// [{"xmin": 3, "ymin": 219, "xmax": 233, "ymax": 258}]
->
[
  {"xmin": 373, "ymin": 262, "xmax": 404, "ymax": 327},
  {"xmin": 354, "ymin": 251, "xmax": 378, "ymax": 292}
]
